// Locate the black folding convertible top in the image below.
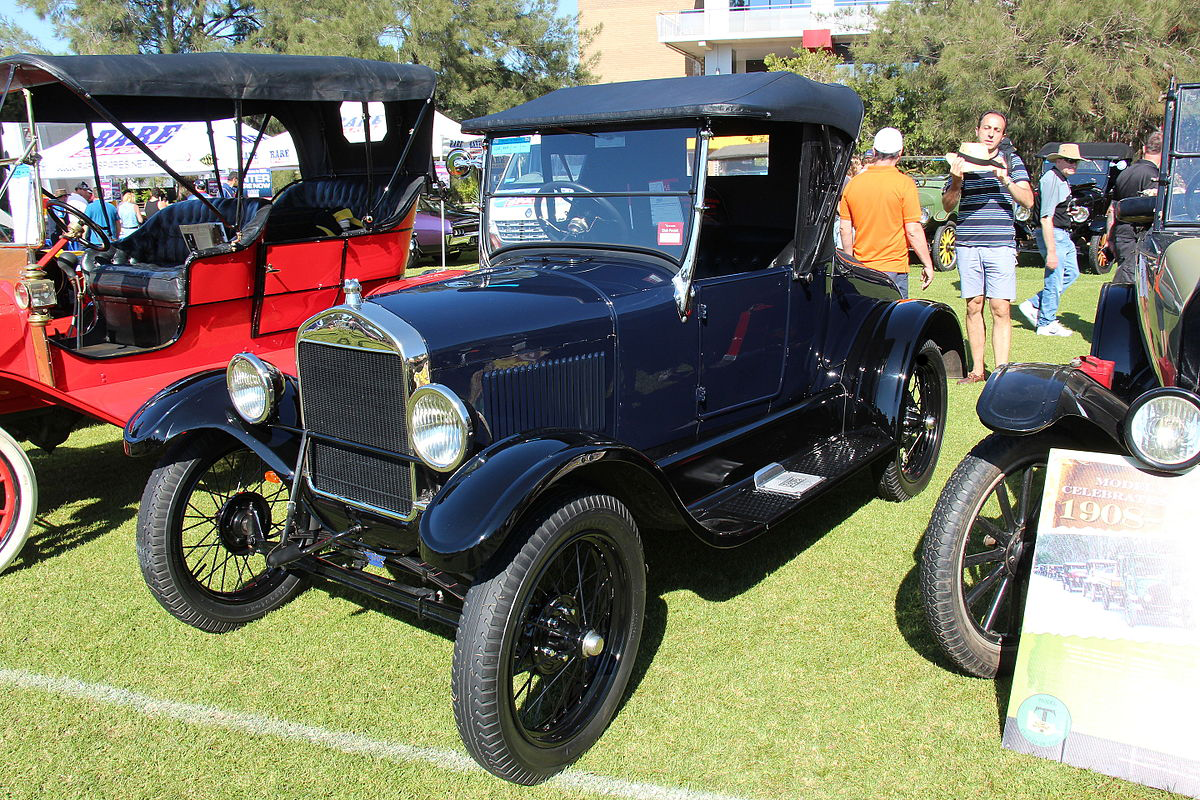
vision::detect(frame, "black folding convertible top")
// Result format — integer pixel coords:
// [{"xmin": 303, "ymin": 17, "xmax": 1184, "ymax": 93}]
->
[
  {"xmin": 1036, "ymin": 142, "xmax": 1135, "ymax": 161},
  {"xmin": 463, "ymin": 72, "xmax": 863, "ymax": 139},
  {"xmin": 0, "ymin": 53, "xmax": 435, "ymax": 122}
]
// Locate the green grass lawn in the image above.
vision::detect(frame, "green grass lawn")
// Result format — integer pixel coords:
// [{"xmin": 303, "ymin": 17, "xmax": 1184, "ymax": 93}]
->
[{"xmin": 0, "ymin": 264, "xmax": 1181, "ymax": 800}]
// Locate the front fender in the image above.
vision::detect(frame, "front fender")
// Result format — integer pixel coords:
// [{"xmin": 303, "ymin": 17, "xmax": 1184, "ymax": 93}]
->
[
  {"xmin": 977, "ymin": 362, "xmax": 1128, "ymax": 444},
  {"xmin": 419, "ymin": 431, "xmax": 684, "ymax": 574},
  {"xmin": 123, "ymin": 370, "xmax": 301, "ymax": 479},
  {"xmin": 853, "ymin": 298, "xmax": 964, "ymax": 432}
]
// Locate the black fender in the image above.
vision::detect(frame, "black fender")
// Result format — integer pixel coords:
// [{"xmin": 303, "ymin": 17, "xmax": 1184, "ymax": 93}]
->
[
  {"xmin": 853, "ymin": 298, "xmax": 964, "ymax": 434},
  {"xmin": 123, "ymin": 370, "xmax": 301, "ymax": 479},
  {"xmin": 418, "ymin": 431, "xmax": 691, "ymax": 574},
  {"xmin": 977, "ymin": 362, "xmax": 1129, "ymax": 445}
]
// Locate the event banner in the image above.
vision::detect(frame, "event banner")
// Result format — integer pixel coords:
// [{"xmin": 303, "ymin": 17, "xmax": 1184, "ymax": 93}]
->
[{"xmin": 1003, "ymin": 449, "xmax": 1200, "ymax": 797}]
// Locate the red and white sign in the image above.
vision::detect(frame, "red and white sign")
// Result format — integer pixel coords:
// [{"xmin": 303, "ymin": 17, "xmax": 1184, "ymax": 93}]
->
[{"xmin": 657, "ymin": 221, "xmax": 684, "ymax": 246}]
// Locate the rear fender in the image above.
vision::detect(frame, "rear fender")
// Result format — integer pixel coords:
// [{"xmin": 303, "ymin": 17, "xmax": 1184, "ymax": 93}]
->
[
  {"xmin": 977, "ymin": 362, "xmax": 1128, "ymax": 445},
  {"xmin": 418, "ymin": 431, "xmax": 687, "ymax": 574},
  {"xmin": 123, "ymin": 370, "xmax": 301, "ymax": 478},
  {"xmin": 853, "ymin": 299, "xmax": 964, "ymax": 433}
]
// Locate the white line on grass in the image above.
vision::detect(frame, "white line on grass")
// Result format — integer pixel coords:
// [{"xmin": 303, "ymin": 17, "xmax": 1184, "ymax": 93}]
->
[{"xmin": 0, "ymin": 667, "xmax": 757, "ymax": 800}]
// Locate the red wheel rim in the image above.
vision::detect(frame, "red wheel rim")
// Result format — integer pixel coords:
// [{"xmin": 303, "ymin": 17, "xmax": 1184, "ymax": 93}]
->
[{"xmin": 0, "ymin": 452, "xmax": 19, "ymax": 547}]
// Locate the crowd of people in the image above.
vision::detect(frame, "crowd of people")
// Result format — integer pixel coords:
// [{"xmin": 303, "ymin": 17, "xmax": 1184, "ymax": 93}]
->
[
  {"xmin": 837, "ymin": 114, "xmax": 1162, "ymax": 383},
  {"xmin": 46, "ymin": 170, "xmax": 247, "ymax": 244}
]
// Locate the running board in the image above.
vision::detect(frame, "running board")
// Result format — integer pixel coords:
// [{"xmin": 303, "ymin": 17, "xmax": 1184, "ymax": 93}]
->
[{"xmin": 690, "ymin": 430, "xmax": 892, "ymax": 536}]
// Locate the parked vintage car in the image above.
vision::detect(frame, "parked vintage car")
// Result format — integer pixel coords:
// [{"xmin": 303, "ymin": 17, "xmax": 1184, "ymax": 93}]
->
[
  {"xmin": 0, "ymin": 53, "xmax": 439, "ymax": 573},
  {"xmin": 125, "ymin": 72, "xmax": 964, "ymax": 783},
  {"xmin": 919, "ymin": 81, "xmax": 1200, "ymax": 678},
  {"xmin": 1115, "ymin": 554, "xmax": 1192, "ymax": 627},
  {"xmin": 410, "ymin": 195, "xmax": 479, "ymax": 265},
  {"xmin": 912, "ymin": 171, "xmax": 958, "ymax": 272},
  {"xmin": 1032, "ymin": 141, "xmax": 1134, "ymax": 275}
]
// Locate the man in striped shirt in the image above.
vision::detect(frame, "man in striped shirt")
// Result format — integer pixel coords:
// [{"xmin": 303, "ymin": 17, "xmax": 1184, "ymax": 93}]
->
[{"xmin": 942, "ymin": 112, "xmax": 1036, "ymax": 384}]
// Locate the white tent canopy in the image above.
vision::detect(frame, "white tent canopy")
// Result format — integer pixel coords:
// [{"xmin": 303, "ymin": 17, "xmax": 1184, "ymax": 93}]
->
[{"xmin": 37, "ymin": 118, "xmax": 261, "ymax": 181}]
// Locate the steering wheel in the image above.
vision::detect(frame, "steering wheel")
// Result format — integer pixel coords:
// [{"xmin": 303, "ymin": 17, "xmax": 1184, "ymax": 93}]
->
[
  {"xmin": 45, "ymin": 198, "xmax": 112, "ymax": 252},
  {"xmin": 533, "ymin": 180, "xmax": 631, "ymax": 241}
]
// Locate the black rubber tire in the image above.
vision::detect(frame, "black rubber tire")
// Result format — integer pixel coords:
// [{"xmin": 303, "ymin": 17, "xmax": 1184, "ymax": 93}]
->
[
  {"xmin": 1086, "ymin": 233, "xmax": 1112, "ymax": 275},
  {"xmin": 920, "ymin": 432, "xmax": 1076, "ymax": 678},
  {"xmin": 452, "ymin": 493, "xmax": 646, "ymax": 785},
  {"xmin": 136, "ymin": 432, "xmax": 302, "ymax": 633},
  {"xmin": 932, "ymin": 222, "xmax": 957, "ymax": 271},
  {"xmin": 877, "ymin": 339, "xmax": 947, "ymax": 502}
]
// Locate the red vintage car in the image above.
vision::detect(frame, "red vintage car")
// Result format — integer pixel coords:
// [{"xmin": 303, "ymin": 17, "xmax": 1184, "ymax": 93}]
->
[{"xmin": 0, "ymin": 53, "xmax": 442, "ymax": 571}]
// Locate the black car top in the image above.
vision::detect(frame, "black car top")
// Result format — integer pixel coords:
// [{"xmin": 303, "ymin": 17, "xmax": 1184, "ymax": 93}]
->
[{"xmin": 462, "ymin": 72, "xmax": 863, "ymax": 139}]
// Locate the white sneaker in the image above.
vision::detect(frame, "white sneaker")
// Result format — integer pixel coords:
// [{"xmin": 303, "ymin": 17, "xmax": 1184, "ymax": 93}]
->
[
  {"xmin": 1018, "ymin": 299, "xmax": 1038, "ymax": 328},
  {"xmin": 1037, "ymin": 320, "xmax": 1073, "ymax": 337}
]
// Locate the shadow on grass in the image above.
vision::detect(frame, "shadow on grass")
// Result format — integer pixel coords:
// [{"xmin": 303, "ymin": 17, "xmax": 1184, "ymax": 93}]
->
[
  {"xmin": 1059, "ymin": 310, "xmax": 1095, "ymax": 341},
  {"xmin": 6, "ymin": 428, "xmax": 153, "ymax": 575}
]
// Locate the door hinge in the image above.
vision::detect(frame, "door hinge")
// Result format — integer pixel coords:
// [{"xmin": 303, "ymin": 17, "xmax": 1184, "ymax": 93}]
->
[
  {"xmin": 697, "ymin": 302, "xmax": 708, "ymax": 322},
  {"xmin": 695, "ymin": 385, "xmax": 707, "ymax": 408}
]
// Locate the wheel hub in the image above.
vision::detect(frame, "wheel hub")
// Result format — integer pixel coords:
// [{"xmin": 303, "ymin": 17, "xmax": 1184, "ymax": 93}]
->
[
  {"xmin": 216, "ymin": 492, "xmax": 271, "ymax": 556},
  {"xmin": 531, "ymin": 595, "xmax": 605, "ymax": 673}
]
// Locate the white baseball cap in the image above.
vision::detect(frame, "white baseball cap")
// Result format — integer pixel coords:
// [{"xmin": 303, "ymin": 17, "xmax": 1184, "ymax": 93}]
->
[{"xmin": 872, "ymin": 127, "xmax": 903, "ymax": 156}]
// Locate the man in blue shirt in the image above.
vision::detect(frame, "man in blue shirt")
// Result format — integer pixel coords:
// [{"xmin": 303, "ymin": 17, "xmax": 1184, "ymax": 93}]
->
[
  {"xmin": 1018, "ymin": 143, "xmax": 1083, "ymax": 336},
  {"xmin": 942, "ymin": 111, "xmax": 1036, "ymax": 383},
  {"xmin": 82, "ymin": 191, "xmax": 119, "ymax": 247}
]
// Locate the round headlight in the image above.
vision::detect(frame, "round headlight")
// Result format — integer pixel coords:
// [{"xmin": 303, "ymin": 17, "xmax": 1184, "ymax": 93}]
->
[
  {"xmin": 227, "ymin": 353, "xmax": 282, "ymax": 425},
  {"xmin": 1014, "ymin": 205, "xmax": 1032, "ymax": 223},
  {"xmin": 1124, "ymin": 388, "xmax": 1200, "ymax": 471},
  {"xmin": 408, "ymin": 384, "xmax": 471, "ymax": 472},
  {"xmin": 920, "ymin": 208, "xmax": 930, "ymax": 226},
  {"xmin": 1069, "ymin": 205, "xmax": 1090, "ymax": 223}
]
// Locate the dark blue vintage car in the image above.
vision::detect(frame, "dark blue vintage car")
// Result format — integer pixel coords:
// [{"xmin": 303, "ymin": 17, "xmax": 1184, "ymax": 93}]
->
[{"xmin": 125, "ymin": 72, "xmax": 964, "ymax": 784}]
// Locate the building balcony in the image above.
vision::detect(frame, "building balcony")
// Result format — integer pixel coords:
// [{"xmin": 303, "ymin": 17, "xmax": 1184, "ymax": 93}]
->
[{"xmin": 657, "ymin": 1, "xmax": 887, "ymax": 47}]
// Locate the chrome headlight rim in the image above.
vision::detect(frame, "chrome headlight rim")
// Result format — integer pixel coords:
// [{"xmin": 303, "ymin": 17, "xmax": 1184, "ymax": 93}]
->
[
  {"xmin": 1123, "ymin": 387, "xmax": 1200, "ymax": 472},
  {"xmin": 408, "ymin": 383, "xmax": 472, "ymax": 473},
  {"xmin": 227, "ymin": 352, "xmax": 283, "ymax": 425}
]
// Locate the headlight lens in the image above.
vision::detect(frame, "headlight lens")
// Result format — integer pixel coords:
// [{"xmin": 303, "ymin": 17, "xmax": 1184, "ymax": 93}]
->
[
  {"xmin": 227, "ymin": 353, "xmax": 282, "ymax": 425},
  {"xmin": 408, "ymin": 384, "xmax": 471, "ymax": 472},
  {"xmin": 920, "ymin": 208, "xmax": 930, "ymax": 225},
  {"xmin": 1125, "ymin": 389, "xmax": 1200, "ymax": 470},
  {"xmin": 1014, "ymin": 205, "xmax": 1032, "ymax": 222}
]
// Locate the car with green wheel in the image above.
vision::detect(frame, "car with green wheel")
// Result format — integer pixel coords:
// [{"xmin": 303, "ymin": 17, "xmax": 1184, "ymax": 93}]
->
[{"xmin": 919, "ymin": 80, "xmax": 1200, "ymax": 678}]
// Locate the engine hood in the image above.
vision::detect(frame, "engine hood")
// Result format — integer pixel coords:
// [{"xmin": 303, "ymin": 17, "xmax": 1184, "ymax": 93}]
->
[{"xmin": 366, "ymin": 265, "xmax": 616, "ymax": 361}]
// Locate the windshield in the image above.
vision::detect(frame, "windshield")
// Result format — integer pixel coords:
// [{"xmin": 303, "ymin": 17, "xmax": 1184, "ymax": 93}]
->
[
  {"xmin": 482, "ymin": 127, "xmax": 697, "ymax": 262},
  {"xmin": 1167, "ymin": 86, "xmax": 1200, "ymax": 224}
]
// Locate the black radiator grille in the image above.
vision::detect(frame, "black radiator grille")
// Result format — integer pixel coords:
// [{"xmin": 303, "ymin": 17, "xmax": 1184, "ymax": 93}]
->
[
  {"xmin": 298, "ymin": 341, "xmax": 409, "ymax": 453},
  {"xmin": 298, "ymin": 340, "xmax": 413, "ymax": 517},
  {"xmin": 307, "ymin": 440, "xmax": 412, "ymax": 517},
  {"xmin": 481, "ymin": 352, "xmax": 606, "ymax": 441}
]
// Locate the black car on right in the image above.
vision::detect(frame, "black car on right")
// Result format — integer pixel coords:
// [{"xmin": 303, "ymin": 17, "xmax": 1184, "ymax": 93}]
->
[
  {"xmin": 1023, "ymin": 141, "xmax": 1134, "ymax": 275},
  {"xmin": 919, "ymin": 81, "xmax": 1200, "ymax": 678}
]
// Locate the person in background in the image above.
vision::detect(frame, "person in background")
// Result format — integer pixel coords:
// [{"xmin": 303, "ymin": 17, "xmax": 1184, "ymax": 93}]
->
[
  {"xmin": 1108, "ymin": 129, "xmax": 1162, "ymax": 285},
  {"xmin": 82, "ymin": 189, "xmax": 119, "ymax": 247},
  {"xmin": 117, "ymin": 189, "xmax": 143, "ymax": 238},
  {"xmin": 942, "ymin": 110, "xmax": 1036, "ymax": 383},
  {"xmin": 220, "ymin": 170, "xmax": 240, "ymax": 198},
  {"xmin": 838, "ymin": 127, "xmax": 934, "ymax": 298},
  {"xmin": 66, "ymin": 181, "xmax": 91, "ymax": 213},
  {"xmin": 143, "ymin": 188, "xmax": 163, "ymax": 219},
  {"xmin": 1017, "ymin": 143, "xmax": 1083, "ymax": 336}
]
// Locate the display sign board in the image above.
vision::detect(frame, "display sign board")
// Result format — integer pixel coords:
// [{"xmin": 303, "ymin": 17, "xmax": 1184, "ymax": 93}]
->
[
  {"xmin": 1003, "ymin": 449, "xmax": 1200, "ymax": 797},
  {"xmin": 242, "ymin": 169, "xmax": 272, "ymax": 197}
]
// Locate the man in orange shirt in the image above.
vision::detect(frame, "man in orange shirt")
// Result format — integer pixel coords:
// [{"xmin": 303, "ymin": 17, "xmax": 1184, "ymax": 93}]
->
[{"xmin": 838, "ymin": 127, "xmax": 934, "ymax": 297}]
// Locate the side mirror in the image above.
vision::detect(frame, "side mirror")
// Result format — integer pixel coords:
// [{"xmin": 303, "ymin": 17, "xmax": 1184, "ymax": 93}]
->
[{"xmin": 1114, "ymin": 195, "xmax": 1156, "ymax": 225}]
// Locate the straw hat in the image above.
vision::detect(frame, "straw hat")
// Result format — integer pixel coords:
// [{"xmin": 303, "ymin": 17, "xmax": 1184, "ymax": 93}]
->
[{"xmin": 1044, "ymin": 143, "xmax": 1083, "ymax": 161}]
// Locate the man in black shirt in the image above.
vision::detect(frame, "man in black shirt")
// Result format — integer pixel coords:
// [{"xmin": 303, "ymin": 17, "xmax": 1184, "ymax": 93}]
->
[{"xmin": 1109, "ymin": 130, "xmax": 1162, "ymax": 284}]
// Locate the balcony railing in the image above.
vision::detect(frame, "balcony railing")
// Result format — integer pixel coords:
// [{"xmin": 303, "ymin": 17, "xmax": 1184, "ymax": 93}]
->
[{"xmin": 658, "ymin": 1, "xmax": 888, "ymax": 41}]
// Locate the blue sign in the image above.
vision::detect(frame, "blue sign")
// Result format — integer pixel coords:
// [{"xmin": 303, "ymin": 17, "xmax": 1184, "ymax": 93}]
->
[{"xmin": 243, "ymin": 169, "xmax": 272, "ymax": 197}]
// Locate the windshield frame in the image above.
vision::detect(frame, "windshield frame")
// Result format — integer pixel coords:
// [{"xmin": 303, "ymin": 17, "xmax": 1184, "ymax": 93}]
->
[
  {"xmin": 1163, "ymin": 84, "xmax": 1200, "ymax": 227},
  {"xmin": 479, "ymin": 124, "xmax": 705, "ymax": 268}
]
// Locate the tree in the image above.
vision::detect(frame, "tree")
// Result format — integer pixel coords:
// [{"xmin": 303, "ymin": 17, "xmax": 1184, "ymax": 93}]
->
[
  {"xmin": 1, "ymin": 14, "xmax": 45, "ymax": 55},
  {"xmin": 763, "ymin": 47, "xmax": 843, "ymax": 85},
  {"xmin": 849, "ymin": 0, "xmax": 1200, "ymax": 157},
  {"xmin": 18, "ymin": 0, "xmax": 260, "ymax": 54}
]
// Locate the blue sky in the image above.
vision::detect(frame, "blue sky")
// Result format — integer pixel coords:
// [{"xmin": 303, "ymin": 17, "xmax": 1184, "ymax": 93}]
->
[{"xmin": 10, "ymin": 1, "xmax": 581, "ymax": 53}]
